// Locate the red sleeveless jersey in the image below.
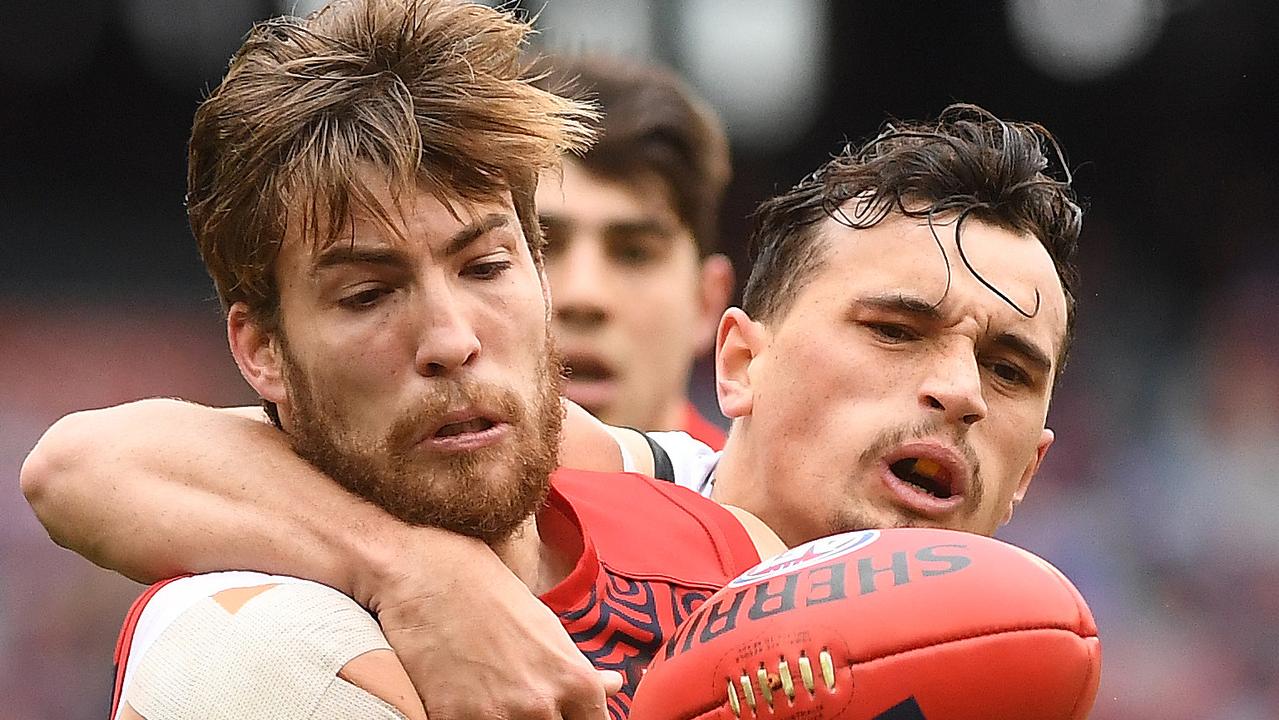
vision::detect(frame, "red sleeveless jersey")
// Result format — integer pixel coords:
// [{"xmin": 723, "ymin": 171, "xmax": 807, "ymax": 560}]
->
[
  {"xmin": 539, "ymin": 468, "xmax": 760, "ymax": 717},
  {"xmin": 110, "ymin": 469, "xmax": 760, "ymax": 719}
]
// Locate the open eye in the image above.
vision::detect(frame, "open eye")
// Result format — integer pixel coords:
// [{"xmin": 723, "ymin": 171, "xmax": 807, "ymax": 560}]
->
[
  {"xmin": 988, "ymin": 359, "xmax": 1031, "ymax": 386},
  {"xmin": 607, "ymin": 237, "xmax": 659, "ymax": 266},
  {"xmin": 865, "ymin": 322, "xmax": 919, "ymax": 343},
  {"xmin": 465, "ymin": 259, "xmax": 512, "ymax": 280},
  {"xmin": 340, "ymin": 286, "xmax": 392, "ymax": 309}
]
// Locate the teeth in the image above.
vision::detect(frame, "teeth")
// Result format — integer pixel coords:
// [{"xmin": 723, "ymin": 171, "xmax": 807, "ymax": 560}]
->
[
  {"xmin": 437, "ymin": 418, "xmax": 490, "ymax": 437},
  {"xmin": 913, "ymin": 458, "xmax": 942, "ymax": 479}
]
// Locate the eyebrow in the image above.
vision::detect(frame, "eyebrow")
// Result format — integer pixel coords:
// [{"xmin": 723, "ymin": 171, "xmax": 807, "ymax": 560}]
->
[
  {"xmin": 855, "ymin": 293, "xmax": 1055, "ymax": 374},
  {"xmin": 538, "ymin": 213, "xmax": 677, "ymax": 239},
  {"xmin": 443, "ymin": 213, "xmax": 512, "ymax": 256},
  {"xmin": 311, "ymin": 245, "xmax": 413, "ymax": 275},
  {"xmin": 310, "ymin": 213, "xmax": 513, "ymax": 275},
  {"xmin": 856, "ymin": 293, "xmax": 943, "ymax": 319},
  {"xmin": 602, "ymin": 218, "xmax": 678, "ymax": 239}
]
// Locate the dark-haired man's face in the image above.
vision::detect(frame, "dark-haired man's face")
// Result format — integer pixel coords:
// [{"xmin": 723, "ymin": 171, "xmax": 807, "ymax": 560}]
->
[
  {"xmin": 231, "ymin": 181, "xmax": 562, "ymax": 545},
  {"xmin": 714, "ymin": 210, "xmax": 1067, "ymax": 546},
  {"xmin": 537, "ymin": 160, "xmax": 732, "ymax": 432}
]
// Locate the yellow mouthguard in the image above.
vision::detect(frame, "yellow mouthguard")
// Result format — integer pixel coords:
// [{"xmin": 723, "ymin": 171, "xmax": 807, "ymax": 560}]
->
[{"xmin": 913, "ymin": 458, "xmax": 943, "ymax": 479}]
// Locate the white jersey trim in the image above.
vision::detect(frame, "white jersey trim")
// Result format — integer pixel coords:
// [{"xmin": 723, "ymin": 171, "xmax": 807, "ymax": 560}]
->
[{"xmin": 645, "ymin": 430, "xmax": 720, "ymax": 497}]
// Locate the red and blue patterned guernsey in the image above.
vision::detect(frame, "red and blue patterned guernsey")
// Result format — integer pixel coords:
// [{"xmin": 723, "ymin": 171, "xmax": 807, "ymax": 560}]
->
[{"xmin": 538, "ymin": 468, "xmax": 761, "ymax": 718}]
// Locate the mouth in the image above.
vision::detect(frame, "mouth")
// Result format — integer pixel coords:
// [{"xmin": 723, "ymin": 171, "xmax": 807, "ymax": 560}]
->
[
  {"xmin": 419, "ymin": 411, "xmax": 509, "ymax": 452},
  {"xmin": 435, "ymin": 417, "xmax": 496, "ymax": 437},
  {"xmin": 890, "ymin": 462, "xmax": 961, "ymax": 501},
  {"xmin": 880, "ymin": 443, "xmax": 970, "ymax": 517},
  {"xmin": 564, "ymin": 354, "xmax": 616, "ymax": 384},
  {"xmin": 561, "ymin": 353, "xmax": 618, "ymax": 410},
  {"xmin": 888, "ymin": 457, "xmax": 956, "ymax": 500}
]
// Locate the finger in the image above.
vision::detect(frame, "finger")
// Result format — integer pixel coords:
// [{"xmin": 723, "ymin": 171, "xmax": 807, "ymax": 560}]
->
[{"xmin": 597, "ymin": 670, "xmax": 624, "ymax": 696}]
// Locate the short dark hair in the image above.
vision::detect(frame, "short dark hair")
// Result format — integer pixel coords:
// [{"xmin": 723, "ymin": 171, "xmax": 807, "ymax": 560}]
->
[
  {"xmin": 533, "ymin": 55, "xmax": 731, "ymax": 256},
  {"xmin": 741, "ymin": 103, "xmax": 1082, "ymax": 367}
]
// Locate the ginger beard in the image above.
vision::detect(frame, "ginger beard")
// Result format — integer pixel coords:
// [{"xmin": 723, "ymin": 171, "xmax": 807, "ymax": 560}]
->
[{"xmin": 280, "ymin": 329, "xmax": 565, "ymax": 546}]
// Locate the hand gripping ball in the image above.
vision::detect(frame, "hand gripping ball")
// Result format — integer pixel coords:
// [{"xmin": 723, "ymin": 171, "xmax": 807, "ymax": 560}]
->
[{"xmin": 630, "ymin": 528, "xmax": 1100, "ymax": 720}]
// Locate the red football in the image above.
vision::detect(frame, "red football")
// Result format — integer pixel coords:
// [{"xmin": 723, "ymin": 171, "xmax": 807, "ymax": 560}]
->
[{"xmin": 630, "ymin": 528, "xmax": 1100, "ymax": 720}]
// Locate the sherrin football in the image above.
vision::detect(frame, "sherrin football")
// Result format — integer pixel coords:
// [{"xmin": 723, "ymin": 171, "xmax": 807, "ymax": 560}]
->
[{"xmin": 630, "ymin": 528, "xmax": 1100, "ymax": 719}]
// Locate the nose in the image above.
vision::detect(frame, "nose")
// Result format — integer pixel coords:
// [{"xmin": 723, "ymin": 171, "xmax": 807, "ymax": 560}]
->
[
  {"xmin": 918, "ymin": 346, "xmax": 988, "ymax": 426},
  {"xmin": 549, "ymin": 238, "xmax": 611, "ymax": 331},
  {"xmin": 413, "ymin": 285, "xmax": 481, "ymax": 378}
]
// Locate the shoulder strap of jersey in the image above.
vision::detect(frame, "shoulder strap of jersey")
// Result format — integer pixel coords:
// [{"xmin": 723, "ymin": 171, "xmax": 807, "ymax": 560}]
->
[{"xmin": 639, "ymin": 430, "xmax": 676, "ymax": 483}]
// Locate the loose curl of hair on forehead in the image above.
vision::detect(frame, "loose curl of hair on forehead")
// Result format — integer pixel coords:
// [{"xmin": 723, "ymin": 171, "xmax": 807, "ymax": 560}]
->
[{"xmin": 741, "ymin": 103, "xmax": 1082, "ymax": 371}]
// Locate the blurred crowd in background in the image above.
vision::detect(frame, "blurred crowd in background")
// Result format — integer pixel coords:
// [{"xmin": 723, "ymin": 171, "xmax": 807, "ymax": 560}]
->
[{"xmin": 3, "ymin": 1, "xmax": 1278, "ymax": 718}]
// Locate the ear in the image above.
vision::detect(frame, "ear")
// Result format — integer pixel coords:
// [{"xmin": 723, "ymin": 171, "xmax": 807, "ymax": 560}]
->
[
  {"xmin": 715, "ymin": 307, "xmax": 769, "ymax": 419},
  {"xmin": 227, "ymin": 302, "xmax": 288, "ymax": 409},
  {"xmin": 693, "ymin": 253, "xmax": 735, "ymax": 356},
  {"xmin": 1002, "ymin": 427, "xmax": 1054, "ymax": 526}
]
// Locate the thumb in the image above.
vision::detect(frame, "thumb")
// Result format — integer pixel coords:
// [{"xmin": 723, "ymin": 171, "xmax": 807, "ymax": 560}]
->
[{"xmin": 597, "ymin": 670, "xmax": 624, "ymax": 696}]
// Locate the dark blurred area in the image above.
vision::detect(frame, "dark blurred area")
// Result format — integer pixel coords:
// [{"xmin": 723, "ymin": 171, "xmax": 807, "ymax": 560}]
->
[{"xmin": 2, "ymin": 1, "xmax": 1277, "ymax": 718}]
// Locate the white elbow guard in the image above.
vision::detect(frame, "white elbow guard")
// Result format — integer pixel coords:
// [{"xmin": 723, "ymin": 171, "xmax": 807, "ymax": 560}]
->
[{"xmin": 120, "ymin": 574, "xmax": 404, "ymax": 719}]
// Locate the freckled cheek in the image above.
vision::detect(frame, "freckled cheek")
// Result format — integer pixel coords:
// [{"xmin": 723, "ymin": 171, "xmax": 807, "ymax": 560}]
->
[
  {"xmin": 789, "ymin": 334, "xmax": 906, "ymax": 403},
  {"xmin": 330, "ymin": 345, "xmax": 405, "ymax": 403},
  {"xmin": 765, "ymin": 340, "xmax": 876, "ymax": 438},
  {"xmin": 304, "ymin": 315, "xmax": 412, "ymax": 383}
]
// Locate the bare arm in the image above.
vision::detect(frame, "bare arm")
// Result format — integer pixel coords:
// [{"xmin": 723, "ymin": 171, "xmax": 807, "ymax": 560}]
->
[
  {"xmin": 21, "ymin": 397, "xmax": 634, "ymax": 587},
  {"xmin": 20, "ymin": 397, "xmax": 621, "ymax": 719},
  {"xmin": 23, "ymin": 399, "xmax": 378, "ymax": 588}
]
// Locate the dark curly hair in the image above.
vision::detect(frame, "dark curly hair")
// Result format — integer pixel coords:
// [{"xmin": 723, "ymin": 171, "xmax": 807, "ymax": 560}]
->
[{"xmin": 741, "ymin": 103, "xmax": 1082, "ymax": 369}]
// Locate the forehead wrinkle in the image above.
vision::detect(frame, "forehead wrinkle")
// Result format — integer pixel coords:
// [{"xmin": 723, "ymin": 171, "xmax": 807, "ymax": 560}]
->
[{"xmin": 931, "ymin": 218, "xmax": 1065, "ymax": 349}]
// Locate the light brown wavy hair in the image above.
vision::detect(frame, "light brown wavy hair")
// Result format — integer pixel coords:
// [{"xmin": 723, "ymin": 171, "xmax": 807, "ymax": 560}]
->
[{"xmin": 187, "ymin": 0, "xmax": 596, "ymax": 329}]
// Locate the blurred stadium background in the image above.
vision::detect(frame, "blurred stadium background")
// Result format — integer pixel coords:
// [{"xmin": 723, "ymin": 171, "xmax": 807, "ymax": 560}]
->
[{"xmin": 2, "ymin": 1, "xmax": 1277, "ymax": 718}]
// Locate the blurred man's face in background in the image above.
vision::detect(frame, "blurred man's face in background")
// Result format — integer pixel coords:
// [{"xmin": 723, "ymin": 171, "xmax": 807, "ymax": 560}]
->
[{"xmin": 537, "ymin": 159, "xmax": 731, "ymax": 431}]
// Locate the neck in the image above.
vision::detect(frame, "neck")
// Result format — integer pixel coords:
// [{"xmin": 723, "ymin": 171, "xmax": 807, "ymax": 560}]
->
[
  {"xmin": 710, "ymin": 420, "xmax": 779, "ymax": 534},
  {"xmin": 489, "ymin": 510, "xmax": 578, "ymax": 597},
  {"xmin": 656, "ymin": 395, "xmax": 691, "ymax": 433}
]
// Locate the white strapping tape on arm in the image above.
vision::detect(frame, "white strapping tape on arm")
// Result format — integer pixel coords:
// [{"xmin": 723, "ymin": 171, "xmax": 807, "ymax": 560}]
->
[{"xmin": 123, "ymin": 577, "xmax": 403, "ymax": 720}]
